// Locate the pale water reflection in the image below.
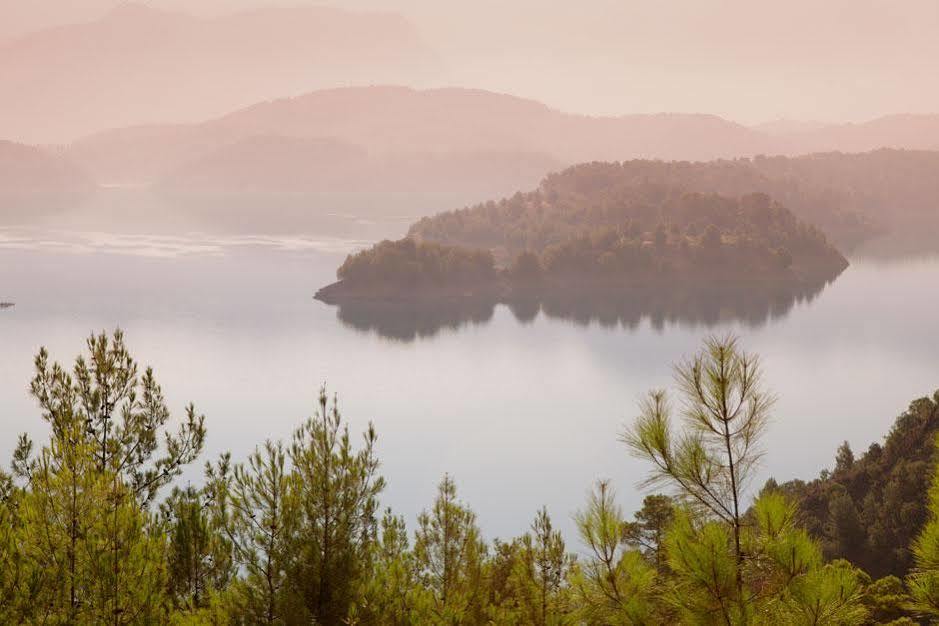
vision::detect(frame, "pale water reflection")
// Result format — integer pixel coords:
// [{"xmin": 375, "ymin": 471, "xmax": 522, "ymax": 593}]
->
[
  {"xmin": 2, "ymin": 230, "xmax": 938, "ymax": 545},
  {"xmin": 329, "ymin": 279, "xmax": 834, "ymax": 342}
]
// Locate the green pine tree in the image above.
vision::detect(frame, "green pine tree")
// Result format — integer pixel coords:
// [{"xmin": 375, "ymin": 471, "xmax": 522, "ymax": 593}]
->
[
  {"xmin": 288, "ymin": 387, "xmax": 385, "ymax": 625},
  {"xmin": 208, "ymin": 443, "xmax": 304, "ymax": 624},
  {"xmin": 624, "ymin": 335, "xmax": 866, "ymax": 624},
  {"xmin": 570, "ymin": 480, "xmax": 658, "ymax": 624},
  {"xmin": 414, "ymin": 474, "xmax": 489, "ymax": 623}
]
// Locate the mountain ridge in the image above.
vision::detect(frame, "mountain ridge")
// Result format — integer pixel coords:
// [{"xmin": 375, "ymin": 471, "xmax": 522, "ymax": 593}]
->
[{"xmin": 0, "ymin": 5, "xmax": 441, "ymax": 143}]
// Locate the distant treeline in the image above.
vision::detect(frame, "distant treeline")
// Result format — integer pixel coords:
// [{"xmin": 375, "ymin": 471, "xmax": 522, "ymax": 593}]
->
[
  {"xmin": 4, "ymin": 331, "xmax": 939, "ymax": 624},
  {"xmin": 411, "ymin": 150, "xmax": 939, "ymax": 252}
]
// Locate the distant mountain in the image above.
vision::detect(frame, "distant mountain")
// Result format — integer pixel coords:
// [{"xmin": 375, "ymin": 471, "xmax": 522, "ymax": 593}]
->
[
  {"xmin": 751, "ymin": 119, "xmax": 829, "ymax": 136},
  {"xmin": 776, "ymin": 114, "xmax": 939, "ymax": 154},
  {"xmin": 0, "ymin": 141, "xmax": 94, "ymax": 221},
  {"xmin": 66, "ymin": 86, "xmax": 775, "ymax": 185},
  {"xmin": 66, "ymin": 88, "xmax": 939, "ymax": 190},
  {"xmin": 60, "ymin": 89, "xmax": 939, "ymax": 250},
  {"xmin": 0, "ymin": 4, "xmax": 440, "ymax": 144},
  {"xmin": 157, "ymin": 134, "xmax": 561, "ymax": 196}
]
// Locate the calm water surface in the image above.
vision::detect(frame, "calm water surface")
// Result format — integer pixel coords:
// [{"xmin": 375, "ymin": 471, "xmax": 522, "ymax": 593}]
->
[{"xmin": 2, "ymin": 226, "xmax": 938, "ymax": 544}]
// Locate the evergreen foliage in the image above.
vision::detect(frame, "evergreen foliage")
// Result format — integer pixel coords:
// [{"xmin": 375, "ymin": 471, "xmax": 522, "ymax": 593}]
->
[
  {"xmin": 776, "ymin": 392, "xmax": 939, "ymax": 578},
  {"xmin": 0, "ymin": 330, "xmax": 928, "ymax": 624}
]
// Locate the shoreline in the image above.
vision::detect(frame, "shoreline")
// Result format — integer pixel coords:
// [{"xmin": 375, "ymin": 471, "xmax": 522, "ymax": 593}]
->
[{"xmin": 315, "ymin": 263, "xmax": 846, "ymax": 307}]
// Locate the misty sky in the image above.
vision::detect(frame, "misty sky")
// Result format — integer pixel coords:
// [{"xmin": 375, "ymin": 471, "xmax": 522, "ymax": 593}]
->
[{"xmin": 3, "ymin": 0, "xmax": 938, "ymax": 124}]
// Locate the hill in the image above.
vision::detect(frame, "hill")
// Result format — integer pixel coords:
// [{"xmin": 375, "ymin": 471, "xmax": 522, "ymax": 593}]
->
[
  {"xmin": 749, "ymin": 149, "xmax": 939, "ymax": 236},
  {"xmin": 0, "ymin": 141, "xmax": 94, "ymax": 222},
  {"xmin": 65, "ymin": 86, "xmax": 775, "ymax": 185},
  {"xmin": 411, "ymin": 152, "xmax": 939, "ymax": 252},
  {"xmin": 64, "ymin": 88, "xmax": 939, "ymax": 189},
  {"xmin": 0, "ymin": 4, "xmax": 440, "ymax": 144},
  {"xmin": 60, "ymin": 88, "xmax": 939, "ymax": 252},
  {"xmin": 771, "ymin": 391, "xmax": 939, "ymax": 580},
  {"xmin": 156, "ymin": 134, "xmax": 561, "ymax": 196},
  {"xmin": 776, "ymin": 114, "xmax": 939, "ymax": 154}
]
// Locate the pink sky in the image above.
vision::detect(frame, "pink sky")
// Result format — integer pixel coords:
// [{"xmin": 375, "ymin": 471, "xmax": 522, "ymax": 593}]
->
[{"xmin": 2, "ymin": 0, "xmax": 937, "ymax": 124}]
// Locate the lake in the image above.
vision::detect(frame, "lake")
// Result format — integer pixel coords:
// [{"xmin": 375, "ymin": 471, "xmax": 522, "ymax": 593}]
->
[{"xmin": 2, "ymin": 224, "xmax": 938, "ymax": 545}]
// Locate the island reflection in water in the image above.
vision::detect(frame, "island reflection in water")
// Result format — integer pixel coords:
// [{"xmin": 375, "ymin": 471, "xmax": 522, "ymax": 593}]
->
[{"xmin": 328, "ymin": 276, "xmax": 838, "ymax": 342}]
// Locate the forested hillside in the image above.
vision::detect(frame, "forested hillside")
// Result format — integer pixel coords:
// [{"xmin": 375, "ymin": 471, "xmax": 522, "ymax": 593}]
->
[
  {"xmin": 772, "ymin": 391, "xmax": 939, "ymax": 579},
  {"xmin": 750, "ymin": 149, "xmax": 939, "ymax": 249},
  {"xmin": 412, "ymin": 151, "xmax": 939, "ymax": 252}
]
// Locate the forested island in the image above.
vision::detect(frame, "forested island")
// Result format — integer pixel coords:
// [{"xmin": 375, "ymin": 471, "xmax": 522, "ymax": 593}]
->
[
  {"xmin": 316, "ymin": 185, "xmax": 848, "ymax": 312},
  {"xmin": 3, "ymin": 330, "xmax": 939, "ymax": 623}
]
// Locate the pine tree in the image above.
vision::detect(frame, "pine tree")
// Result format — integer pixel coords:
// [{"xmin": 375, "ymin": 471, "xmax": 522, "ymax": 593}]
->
[
  {"xmin": 0, "ymin": 440, "xmax": 41, "ymax": 621},
  {"xmin": 834, "ymin": 441, "xmax": 855, "ymax": 475},
  {"xmin": 7, "ymin": 331, "xmax": 205, "ymax": 623},
  {"xmin": 906, "ymin": 433, "xmax": 939, "ymax": 616},
  {"xmin": 623, "ymin": 334, "xmax": 774, "ymax": 606},
  {"xmin": 623, "ymin": 494, "xmax": 675, "ymax": 572},
  {"xmin": 209, "ymin": 444, "xmax": 304, "ymax": 624},
  {"xmin": 623, "ymin": 335, "xmax": 866, "ymax": 624},
  {"xmin": 488, "ymin": 508, "xmax": 573, "ymax": 625},
  {"xmin": 570, "ymin": 480, "xmax": 658, "ymax": 624},
  {"xmin": 289, "ymin": 387, "xmax": 384, "ymax": 624},
  {"xmin": 30, "ymin": 331, "xmax": 206, "ymax": 507},
  {"xmin": 414, "ymin": 474, "xmax": 488, "ymax": 622},
  {"xmin": 511, "ymin": 507, "xmax": 571, "ymax": 625},
  {"xmin": 356, "ymin": 509, "xmax": 431, "ymax": 625},
  {"xmin": 161, "ymin": 485, "xmax": 234, "ymax": 612}
]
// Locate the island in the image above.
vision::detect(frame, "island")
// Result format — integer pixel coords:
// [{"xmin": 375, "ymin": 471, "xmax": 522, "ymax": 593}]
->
[{"xmin": 316, "ymin": 182, "xmax": 849, "ymax": 317}]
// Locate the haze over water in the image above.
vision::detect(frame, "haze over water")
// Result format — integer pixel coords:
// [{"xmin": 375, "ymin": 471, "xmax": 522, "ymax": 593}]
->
[{"xmin": 3, "ymin": 223, "xmax": 937, "ymax": 543}]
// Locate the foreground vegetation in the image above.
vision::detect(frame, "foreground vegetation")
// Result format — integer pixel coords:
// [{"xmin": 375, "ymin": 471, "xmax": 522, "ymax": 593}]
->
[{"xmin": 2, "ymin": 331, "xmax": 939, "ymax": 624}]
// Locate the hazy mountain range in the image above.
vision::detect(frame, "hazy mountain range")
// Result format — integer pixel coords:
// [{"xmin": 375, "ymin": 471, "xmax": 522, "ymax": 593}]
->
[
  {"xmin": 3, "ymin": 3, "xmax": 939, "ymax": 245},
  {"xmin": 0, "ymin": 3, "xmax": 440, "ymax": 144},
  {"xmin": 0, "ymin": 141, "xmax": 94, "ymax": 221},
  {"xmin": 6, "ymin": 85, "xmax": 939, "ymax": 237},
  {"xmin": 60, "ymin": 86, "xmax": 939, "ymax": 191},
  {"xmin": 63, "ymin": 86, "xmax": 770, "ymax": 188}
]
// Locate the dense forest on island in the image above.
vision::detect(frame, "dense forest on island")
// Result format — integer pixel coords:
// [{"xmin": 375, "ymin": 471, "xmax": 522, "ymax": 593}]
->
[
  {"xmin": 333, "ymin": 238, "xmax": 497, "ymax": 289},
  {"xmin": 319, "ymin": 186, "xmax": 847, "ymax": 308},
  {"xmin": 2, "ymin": 330, "xmax": 939, "ymax": 624}
]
